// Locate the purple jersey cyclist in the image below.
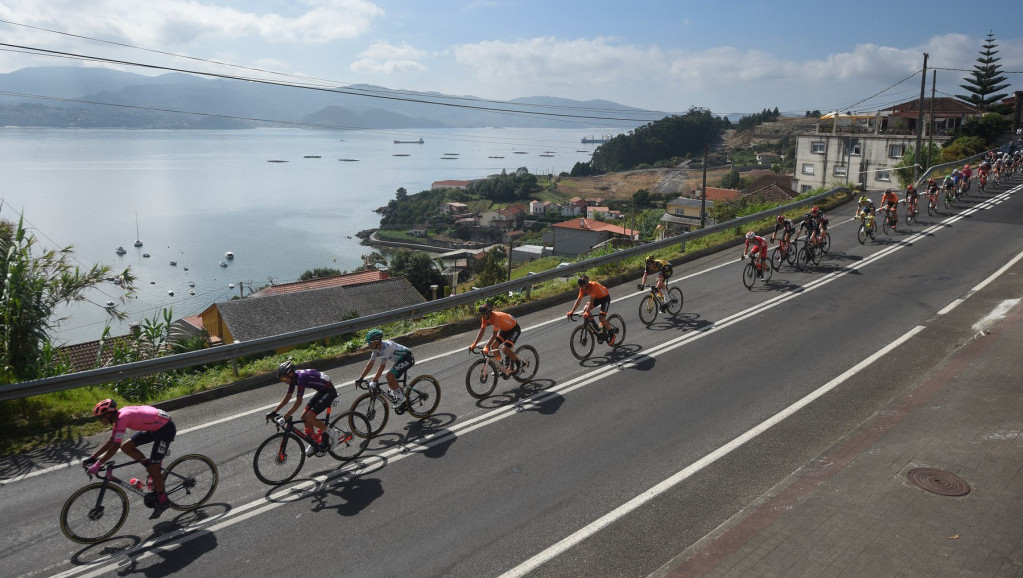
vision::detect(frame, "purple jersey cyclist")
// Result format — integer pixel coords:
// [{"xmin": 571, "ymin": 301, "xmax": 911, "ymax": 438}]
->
[{"xmin": 267, "ymin": 361, "xmax": 341, "ymax": 456}]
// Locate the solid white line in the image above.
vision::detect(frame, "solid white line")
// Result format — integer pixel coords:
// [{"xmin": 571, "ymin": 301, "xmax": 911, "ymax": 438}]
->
[{"xmin": 498, "ymin": 326, "xmax": 926, "ymax": 578}]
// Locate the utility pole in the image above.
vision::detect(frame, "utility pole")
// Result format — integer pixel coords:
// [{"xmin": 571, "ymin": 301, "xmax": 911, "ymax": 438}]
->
[
  {"xmin": 914, "ymin": 52, "xmax": 928, "ymax": 182},
  {"xmin": 700, "ymin": 144, "xmax": 708, "ymax": 229},
  {"xmin": 927, "ymin": 70, "xmax": 936, "ymax": 168}
]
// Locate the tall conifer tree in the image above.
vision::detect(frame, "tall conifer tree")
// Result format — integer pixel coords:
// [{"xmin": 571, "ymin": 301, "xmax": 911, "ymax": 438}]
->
[{"xmin": 956, "ymin": 31, "xmax": 1010, "ymax": 110}]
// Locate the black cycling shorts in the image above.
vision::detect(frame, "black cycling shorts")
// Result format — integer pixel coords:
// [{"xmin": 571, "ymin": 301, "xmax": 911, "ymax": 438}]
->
[
  {"xmin": 388, "ymin": 351, "xmax": 415, "ymax": 380},
  {"xmin": 130, "ymin": 421, "xmax": 177, "ymax": 464},
  {"xmin": 496, "ymin": 323, "xmax": 521, "ymax": 346},
  {"xmin": 305, "ymin": 387, "xmax": 338, "ymax": 415},
  {"xmin": 591, "ymin": 295, "xmax": 611, "ymax": 315}
]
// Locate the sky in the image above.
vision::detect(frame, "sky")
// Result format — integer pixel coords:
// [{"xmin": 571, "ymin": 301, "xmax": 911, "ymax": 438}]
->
[{"xmin": 0, "ymin": 0, "xmax": 1022, "ymax": 116}]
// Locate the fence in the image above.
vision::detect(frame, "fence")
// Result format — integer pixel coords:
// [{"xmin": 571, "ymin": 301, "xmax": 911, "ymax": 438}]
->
[{"xmin": 0, "ymin": 187, "xmax": 850, "ymax": 402}]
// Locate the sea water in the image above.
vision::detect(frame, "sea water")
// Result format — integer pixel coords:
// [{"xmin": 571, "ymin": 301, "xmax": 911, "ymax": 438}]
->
[{"xmin": 0, "ymin": 126, "xmax": 604, "ymax": 344}]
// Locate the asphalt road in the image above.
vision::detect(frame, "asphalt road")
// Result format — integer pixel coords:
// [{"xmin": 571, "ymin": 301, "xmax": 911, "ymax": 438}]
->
[{"xmin": 2, "ymin": 174, "xmax": 1021, "ymax": 578}]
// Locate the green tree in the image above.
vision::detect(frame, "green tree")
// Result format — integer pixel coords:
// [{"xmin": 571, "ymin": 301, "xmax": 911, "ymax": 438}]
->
[
  {"xmin": 387, "ymin": 249, "xmax": 446, "ymax": 299},
  {"xmin": 476, "ymin": 250, "xmax": 507, "ymax": 287},
  {"xmin": 361, "ymin": 252, "xmax": 388, "ymax": 269},
  {"xmin": 632, "ymin": 189, "xmax": 651, "ymax": 208},
  {"xmin": 299, "ymin": 267, "xmax": 343, "ymax": 280},
  {"xmin": 720, "ymin": 169, "xmax": 741, "ymax": 189},
  {"xmin": 956, "ymin": 32, "xmax": 1011, "ymax": 110},
  {"xmin": 395, "ymin": 187, "xmax": 408, "ymax": 201},
  {"xmin": 0, "ymin": 216, "xmax": 133, "ymax": 383}
]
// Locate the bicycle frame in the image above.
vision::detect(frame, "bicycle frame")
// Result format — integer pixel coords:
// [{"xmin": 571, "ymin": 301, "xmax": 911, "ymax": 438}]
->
[
  {"xmin": 90, "ymin": 460, "xmax": 152, "ymax": 501},
  {"xmin": 271, "ymin": 399, "xmax": 339, "ymax": 443}
]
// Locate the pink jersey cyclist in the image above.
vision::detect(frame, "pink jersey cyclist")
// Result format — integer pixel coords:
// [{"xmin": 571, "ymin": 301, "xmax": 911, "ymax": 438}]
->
[{"xmin": 106, "ymin": 405, "xmax": 174, "ymax": 461}]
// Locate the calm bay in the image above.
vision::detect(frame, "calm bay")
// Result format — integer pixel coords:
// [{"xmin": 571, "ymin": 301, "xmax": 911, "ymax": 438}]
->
[{"xmin": 0, "ymin": 127, "xmax": 604, "ymax": 344}]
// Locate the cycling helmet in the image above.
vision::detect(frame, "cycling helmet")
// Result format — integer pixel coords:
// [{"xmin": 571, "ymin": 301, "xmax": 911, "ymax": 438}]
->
[
  {"xmin": 964, "ymin": 164, "xmax": 970, "ymax": 169},
  {"xmin": 928, "ymin": 178, "xmax": 935, "ymax": 184},
  {"xmin": 907, "ymin": 184, "xmax": 914, "ymax": 191},
  {"xmin": 811, "ymin": 206, "xmax": 819, "ymax": 215},
  {"xmin": 365, "ymin": 328, "xmax": 383, "ymax": 343},
  {"xmin": 645, "ymin": 254, "xmax": 656, "ymax": 262},
  {"xmin": 776, "ymin": 214, "xmax": 785, "ymax": 224},
  {"xmin": 276, "ymin": 361, "xmax": 294, "ymax": 379},
  {"xmin": 745, "ymin": 231, "xmax": 755, "ymax": 240},
  {"xmin": 859, "ymin": 196, "xmax": 869, "ymax": 203},
  {"xmin": 478, "ymin": 303, "xmax": 493, "ymax": 315},
  {"xmin": 577, "ymin": 275, "xmax": 589, "ymax": 287},
  {"xmin": 93, "ymin": 398, "xmax": 117, "ymax": 418}
]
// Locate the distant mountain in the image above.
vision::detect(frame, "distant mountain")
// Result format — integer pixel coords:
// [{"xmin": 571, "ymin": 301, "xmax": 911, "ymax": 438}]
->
[{"xmin": 0, "ymin": 67, "xmax": 661, "ymax": 130}]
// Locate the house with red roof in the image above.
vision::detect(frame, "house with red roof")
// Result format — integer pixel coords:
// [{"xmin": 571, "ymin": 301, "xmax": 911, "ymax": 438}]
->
[{"xmin": 541, "ymin": 217, "xmax": 638, "ymax": 257}]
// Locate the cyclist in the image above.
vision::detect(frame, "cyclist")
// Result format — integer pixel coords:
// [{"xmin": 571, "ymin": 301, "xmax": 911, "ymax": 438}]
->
[
  {"xmin": 879, "ymin": 188, "xmax": 899, "ymax": 231},
  {"xmin": 856, "ymin": 195, "xmax": 876, "ymax": 224},
  {"xmin": 961, "ymin": 164, "xmax": 972, "ymax": 192},
  {"xmin": 357, "ymin": 329, "xmax": 415, "ymax": 409},
  {"xmin": 796, "ymin": 212, "xmax": 819, "ymax": 247},
  {"xmin": 638, "ymin": 255, "xmax": 673, "ymax": 309},
  {"xmin": 85, "ymin": 399, "xmax": 176, "ymax": 518},
  {"xmin": 567, "ymin": 275, "xmax": 617, "ymax": 344},
  {"xmin": 926, "ymin": 178, "xmax": 939, "ymax": 204},
  {"xmin": 770, "ymin": 214, "xmax": 795, "ymax": 249},
  {"xmin": 268, "ymin": 361, "xmax": 341, "ymax": 457},
  {"xmin": 810, "ymin": 206, "xmax": 829, "ymax": 244},
  {"xmin": 468, "ymin": 303, "xmax": 523, "ymax": 377},
  {"xmin": 741, "ymin": 231, "xmax": 769, "ymax": 279},
  {"xmin": 904, "ymin": 184, "xmax": 920, "ymax": 218}
]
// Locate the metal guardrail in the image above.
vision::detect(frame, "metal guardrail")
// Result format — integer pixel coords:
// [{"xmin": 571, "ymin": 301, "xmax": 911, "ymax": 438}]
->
[{"xmin": 0, "ymin": 187, "xmax": 850, "ymax": 402}]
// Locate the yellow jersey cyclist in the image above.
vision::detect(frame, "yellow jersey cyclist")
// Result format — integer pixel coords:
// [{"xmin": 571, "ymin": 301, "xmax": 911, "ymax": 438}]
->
[{"xmin": 638, "ymin": 256, "xmax": 673, "ymax": 309}]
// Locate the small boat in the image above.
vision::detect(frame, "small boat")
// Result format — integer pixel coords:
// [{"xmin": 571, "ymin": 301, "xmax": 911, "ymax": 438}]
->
[
  {"xmin": 115, "ymin": 246, "xmax": 126, "ymax": 255},
  {"xmin": 188, "ymin": 281, "xmax": 195, "ymax": 288},
  {"xmin": 189, "ymin": 290, "xmax": 195, "ymax": 295},
  {"xmin": 142, "ymin": 253, "xmax": 150, "ymax": 258},
  {"xmin": 338, "ymin": 158, "xmax": 359, "ymax": 162},
  {"xmin": 169, "ymin": 261, "xmax": 177, "ymax": 266},
  {"xmin": 105, "ymin": 301, "xmax": 116, "ymax": 308},
  {"xmin": 219, "ymin": 261, "xmax": 228, "ymax": 267},
  {"xmin": 303, "ymin": 155, "xmax": 321, "ymax": 158},
  {"xmin": 440, "ymin": 156, "xmax": 456, "ymax": 159},
  {"xmin": 168, "ymin": 290, "xmax": 174, "ymax": 296},
  {"xmin": 488, "ymin": 156, "xmax": 504, "ymax": 159},
  {"xmin": 443, "ymin": 153, "xmax": 460, "ymax": 156},
  {"xmin": 134, "ymin": 211, "xmax": 143, "ymax": 247},
  {"xmin": 149, "ymin": 281, "xmax": 155, "ymax": 285},
  {"xmin": 225, "ymin": 251, "xmax": 234, "ymax": 260},
  {"xmin": 393, "ymin": 138, "xmax": 424, "ymax": 144},
  {"xmin": 539, "ymin": 154, "xmax": 554, "ymax": 157},
  {"xmin": 183, "ymin": 267, "xmax": 188, "ymax": 271},
  {"xmin": 228, "ymin": 283, "xmax": 235, "ymax": 289},
  {"xmin": 513, "ymin": 151, "xmax": 528, "ymax": 154},
  {"xmin": 267, "ymin": 159, "xmax": 288, "ymax": 163},
  {"xmin": 393, "ymin": 154, "xmax": 410, "ymax": 157}
]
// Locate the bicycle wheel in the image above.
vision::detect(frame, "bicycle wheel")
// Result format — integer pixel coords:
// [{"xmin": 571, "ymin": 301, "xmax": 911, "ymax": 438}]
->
[
  {"xmin": 351, "ymin": 391, "xmax": 389, "ymax": 437},
  {"xmin": 607, "ymin": 314, "xmax": 626, "ymax": 347},
  {"xmin": 465, "ymin": 358, "xmax": 498, "ymax": 398},
  {"xmin": 405, "ymin": 375, "xmax": 441, "ymax": 419},
  {"xmin": 797, "ymin": 247, "xmax": 812, "ymax": 271},
  {"xmin": 760, "ymin": 262, "xmax": 773, "ymax": 283},
  {"xmin": 743, "ymin": 261, "xmax": 757, "ymax": 288},
  {"xmin": 785, "ymin": 243, "xmax": 798, "ymax": 266},
  {"xmin": 253, "ymin": 431, "xmax": 306, "ymax": 485},
  {"xmin": 770, "ymin": 247, "xmax": 783, "ymax": 271},
  {"xmin": 665, "ymin": 286, "xmax": 684, "ymax": 315},
  {"xmin": 569, "ymin": 326, "xmax": 594, "ymax": 360},
  {"xmin": 512, "ymin": 344, "xmax": 539, "ymax": 383},
  {"xmin": 638, "ymin": 294, "xmax": 658, "ymax": 325},
  {"xmin": 328, "ymin": 411, "xmax": 370, "ymax": 461},
  {"xmin": 163, "ymin": 454, "xmax": 218, "ymax": 511},
  {"xmin": 944, "ymin": 193, "xmax": 952, "ymax": 209},
  {"xmin": 60, "ymin": 483, "xmax": 129, "ymax": 544},
  {"xmin": 927, "ymin": 200, "xmax": 935, "ymax": 216},
  {"xmin": 820, "ymin": 232, "xmax": 831, "ymax": 255},
  {"xmin": 857, "ymin": 224, "xmax": 867, "ymax": 244},
  {"xmin": 810, "ymin": 243, "xmax": 822, "ymax": 265}
]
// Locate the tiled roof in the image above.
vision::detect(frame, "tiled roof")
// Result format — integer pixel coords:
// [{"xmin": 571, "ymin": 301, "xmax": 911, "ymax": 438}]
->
[
  {"xmin": 697, "ymin": 187, "xmax": 742, "ymax": 201},
  {"xmin": 57, "ymin": 335, "xmax": 152, "ymax": 373},
  {"xmin": 553, "ymin": 217, "xmax": 637, "ymax": 237},
  {"xmin": 215, "ymin": 277, "xmax": 427, "ymax": 342},
  {"xmin": 253, "ymin": 269, "xmax": 389, "ymax": 297},
  {"xmin": 885, "ymin": 97, "xmax": 981, "ymax": 118}
]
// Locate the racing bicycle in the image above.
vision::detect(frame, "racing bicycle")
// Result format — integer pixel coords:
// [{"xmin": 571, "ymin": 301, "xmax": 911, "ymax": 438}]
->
[
  {"xmin": 741, "ymin": 253, "xmax": 772, "ymax": 288},
  {"xmin": 568, "ymin": 312, "xmax": 626, "ymax": 360},
  {"xmin": 856, "ymin": 212, "xmax": 877, "ymax": 244},
  {"xmin": 254, "ymin": 404, "xmax": 371, "ymax": 485},
  {"xmin": 465, "ymin": 344, "xmax": 540, "ymax": 399},
  {"xmin": 60, "ymin": 454, "xmax": 218, "ymax": 543},
  {"xmin": 636, "ymin": 284, "xmax": 684, "ymax": 325},
  {"xmin": 350, "ymin": 372, "xmax": 441, "ymax": 438}
]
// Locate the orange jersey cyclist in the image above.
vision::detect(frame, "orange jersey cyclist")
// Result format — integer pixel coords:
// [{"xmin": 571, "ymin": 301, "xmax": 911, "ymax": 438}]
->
[
  {"xmin": 567, "ymin": 274, "xmax": 618, "ymax": 343},
  {"xmin": 469, "ymin": 303, "xmax": 524, "ymax": 376}
]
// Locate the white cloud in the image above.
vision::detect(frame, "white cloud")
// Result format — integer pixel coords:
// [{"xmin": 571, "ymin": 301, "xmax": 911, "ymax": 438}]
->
[{"xmin": 350, "ymin": 42, "xmax": 426, "ymax": 74}]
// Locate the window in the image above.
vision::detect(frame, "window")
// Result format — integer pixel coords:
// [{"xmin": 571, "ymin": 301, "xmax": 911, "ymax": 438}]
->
[
  {"xmin": 800, "ymin": 185, "xmax": 813, "ymax": 193},
  {"xmin": 850, "ymin": 143, "xmax": 861, "ymax": 155},
  {"xmin": 811, "ymin": 142, "xmax": 825, "ymax": 154},
  {"xmin": 876, "ymin": 170, "xmax": 891, "ymax": 182},
  {"xmin": 888, "ymin": 144, "xmax": 905, "ymax": 158},
  {"xmin": 833, "ymin": 165, "xmax": 848, "ymax": 177},
  {"xmin": 801, "ymin": 163, "xmax": 815, "ymax": 175}
]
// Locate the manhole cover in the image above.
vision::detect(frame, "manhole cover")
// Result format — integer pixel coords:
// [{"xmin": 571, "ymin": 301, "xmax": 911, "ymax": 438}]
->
[{"xmin": 907, "ymin": 468, "xmax": 971, "ymax": 496}]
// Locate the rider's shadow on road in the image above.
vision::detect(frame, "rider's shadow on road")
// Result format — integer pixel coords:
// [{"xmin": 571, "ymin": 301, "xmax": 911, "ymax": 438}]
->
[
  {"xmin": 311, "ymin": 473, "xmax": 384, "ymax": 517},
  {"xmin": 0, "ymin": 435, "xmax": 92, "ymax": 483},
  {"xmin": 107, "ymin": 529, "xmax": 219, "ymax": 578},
  {"xmin": 644, "ymin": 312, "xmax": 711, "ymax": 332}
]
